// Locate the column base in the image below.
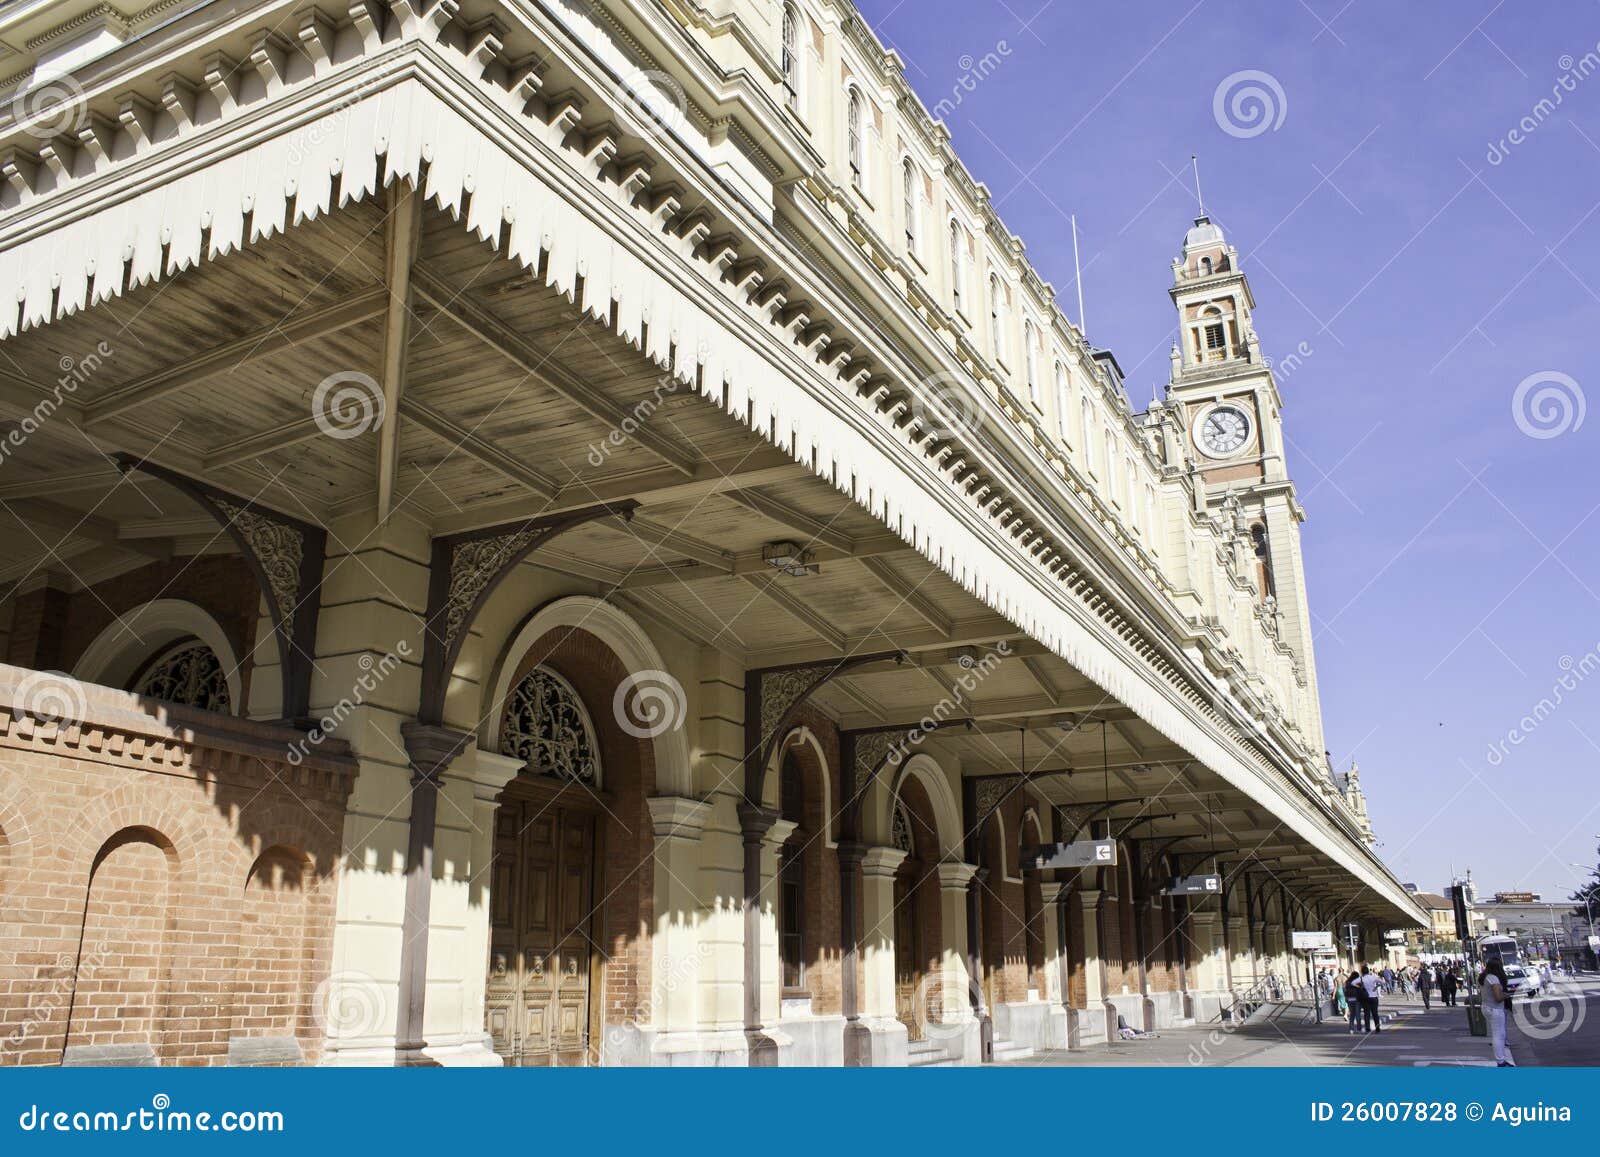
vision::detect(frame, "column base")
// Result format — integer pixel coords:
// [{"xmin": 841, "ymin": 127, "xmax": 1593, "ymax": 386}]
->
[
  {"xmin": 992, "ymin": 999, "xmax": 1069, "ymax": 1053},
  {"xmin": 844, "ymin": 1016, "xmax": 908, "ymax": 1066}
]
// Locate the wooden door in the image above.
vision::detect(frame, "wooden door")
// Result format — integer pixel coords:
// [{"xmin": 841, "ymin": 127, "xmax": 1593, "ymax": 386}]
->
[
  {"xmin": 486, "ymin": 799, "xmax": 596, "ymax": 1066},
  {"xmin": 894, "ymin": 875, "xmax": 923, "ymax": 1042}
]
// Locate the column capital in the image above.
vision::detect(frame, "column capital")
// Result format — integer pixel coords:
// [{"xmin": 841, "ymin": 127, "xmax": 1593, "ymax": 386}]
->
[
  {"xmin": 1078, "ymin": 888, "xmax": 1103, "ymax": 910},
  {"xmin": 737, "ymin": 802, "xmax": 780, "ymax": 844},
  {"xmin": 860, "ymin": 845, "xmax": 908, "ymax": 878},
  {"xmin": 400, "ymin": 722, "xmax": 473, "ymax": 786},
  {"xmin": 937, "ymin": 860, "xmax": 979, "ymax": 891},
  {"xmin": 766, "ymin": 818, "xmax": 799, "ymax": 847},
  {"xmin": 1039, "ymin": 881, "xmax": 1066, "ymax": 903},
  {"xmin": 647, "ymin": 794, "xmax": 713, "ymax": 841}
]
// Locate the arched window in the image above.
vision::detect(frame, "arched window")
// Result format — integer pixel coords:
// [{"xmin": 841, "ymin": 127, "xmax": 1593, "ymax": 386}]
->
[
  {"xmin": 891, "ymin": 798, "xmax": 915, "ymax": 855},
  {"xmin": 1104, "ymin": 429, "xmax": 1118, "ymax": 496},
  {"xmin": 1145, "ymin": 483, "xmax": 1160, "ymax": 547},
  {"xmin": 1200, "ymin": 307, "xmax": 1227, "ymax": 359},
  {"xmin": 989, "ymin": 273, "xmax": 1005, "ymax": 361},
  {"xmin": 1251, "ymin": 523, "xmax": 1277, "ymax": 598},
  {"xmin": 1054, "ymin": 361, "xmax": 1071, "ymax": 441},
  {"xmin": 129, "ymin": 638, "xmax": 231, "ymax": 713},
  {"xmin": 1200, "ymin": 255, "xmax": 1213, "ymax": 275},
  {"xmin": 948, "ymin": 220, "xmax": 965, "ymax": 313},
  {"xmin": 1023, "ymin": 320, "xmax": 1038, "ymax": 404},
  {"xmin": 781, "ymin": 4, "xmax": 801, "ymax": 111},
  {"xmin": 901, "ymin": 157, "xmax": 919, "ymax": 253},
  {"xmin": 1125, "ymin": 455, "xmax": 1138, "ymax": 525},
  {"xmin": 1080, "ymin": 397, "xmax": 1096, "ymax": 474},
  {"xmin": 499, "ymin": 666, "xmax": 601, "ymax": 785},
  {"xmin": 846, "ymin": 88, "xmax": 864, "ymax": 187},
  {"xmin": 778, "ymin": 752, "xmax": 807, "ymax": 993}
]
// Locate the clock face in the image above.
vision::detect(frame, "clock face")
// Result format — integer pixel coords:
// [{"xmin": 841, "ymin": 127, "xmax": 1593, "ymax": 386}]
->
[{"xmin": 1198, "ymin": 404, "xmax": 1251, "ymax": 457}]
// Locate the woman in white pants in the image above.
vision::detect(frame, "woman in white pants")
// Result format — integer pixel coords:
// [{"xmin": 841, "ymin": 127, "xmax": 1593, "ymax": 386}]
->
[{"xmin": 1481, "ymin": 956, "xmax": 1516, "ymax": 1067}]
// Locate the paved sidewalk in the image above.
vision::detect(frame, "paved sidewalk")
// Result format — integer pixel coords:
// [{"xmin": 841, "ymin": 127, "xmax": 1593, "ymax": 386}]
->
[{"xmin": 999, "ymin": 994, "xmax": 1507, "ymax": 1067}]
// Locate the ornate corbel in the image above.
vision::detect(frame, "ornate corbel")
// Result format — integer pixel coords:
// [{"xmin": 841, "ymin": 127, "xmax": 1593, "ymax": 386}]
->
[
  {"xmin": 417, "ymin": 500, "xmax": 638, "ymax": 723},
  {"xmin": 113, "ymin": 455, "xmax": 326, "ymax": 725},
  {"xmin": 741, "ymin": 652, "xmax": 903, "ymax": 805}
]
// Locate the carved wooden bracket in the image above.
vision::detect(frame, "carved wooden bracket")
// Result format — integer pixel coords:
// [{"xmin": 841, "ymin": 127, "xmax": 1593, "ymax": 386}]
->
[
  {"xmin": 114, "ymin": 455, "xmax": 326, "ymax": 725},
  {"xmin": 417, "ymin": 500, "xmax": 638, "ymax": 723},
  {"xmin": 742, "ymin": 651, "xmax": 903, "ymax": 805}
]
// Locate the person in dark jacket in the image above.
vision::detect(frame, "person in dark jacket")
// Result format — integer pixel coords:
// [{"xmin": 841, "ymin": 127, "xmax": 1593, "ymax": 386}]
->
[
  {"xmin": 1439, "ymin": 966, "xmax": 1458, "ymax": 1007},
  {"xmin": 1343, "ymin": 971, "xmax": 1365, "ymax": 1033},
  {"xmin": 1418, "ymin": 962, "xmax": 1434, "ymax": 1010}
]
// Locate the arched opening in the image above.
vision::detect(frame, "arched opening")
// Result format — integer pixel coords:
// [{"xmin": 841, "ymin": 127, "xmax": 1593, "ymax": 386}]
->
[
  {"xmin": 128, "ymin": 638, "xmax": 232, "ymax": 713},
  {"xmin": 72, "ymin": 598, "xmax": 244, "ymax": 712},
  {"xmin": 1019, "ymin": 811, "xmax": 1046, "ymax": 998},
  {"xmin": 1251, "ymin": 523, "xmax": 1277, "ymax": 599},
  {"xmin": 978, "ymin": 811, "xmax": 1024, "ymax": 1011},
  {"xmin": 776, "ymin": 731, "xmax": 840, "ymax": 1015},
  {"xmin": 484, "ymin": 630, "xmax": 654, "ymax": 1067},
  {"xmin": 65, "ymin": 826, "xmax": 177, "ymax": 1065},
  {"xmin": 890, "ymin": 776, "xmax": 942, "ymax": 1040}
]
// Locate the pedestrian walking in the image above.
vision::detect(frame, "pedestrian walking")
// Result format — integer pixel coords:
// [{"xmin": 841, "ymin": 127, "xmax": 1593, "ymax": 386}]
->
[
  {"xmin": 1360, "ymin": 963, "xmax": 1383, "ymax": 1031},
  {"xmin": 1418, "ymin": 962, "xmax": 1433, "ymax": 1010},
  {"xmin": 1439, "ymin": 966, "xmax": 1458, "ymax": 1007},
  {"xmin": 1343, "ymin": 970, "xmax": 1363, "ymax": 1034},
  {"xmin": 1481, "ymin": 956, "xmax": 1516, "ymax": 1067}
]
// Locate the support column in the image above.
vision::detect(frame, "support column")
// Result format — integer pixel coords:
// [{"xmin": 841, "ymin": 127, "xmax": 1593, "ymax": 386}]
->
[
  {"xmin": 936, "ymin": 861, "xmax": 980, "ymax": 1061},
  {"xmin": 643, "ymin": 795, "xmax": 713, "ymax": 1061},
  {"xmin": 737, "ymin": 802, "xmax": 781, "ymax": 1062},
  {"xmin": 394, "ymin": 722, "xmax": 473, "ymax": 1066},
  {"xmin": 963, "ymin": 866, "xmax": 994, "ymax": 1061},
  {"xmin": 853, "ymin": 845, "xmax": 908, "ymax": 1066},
  {"xmin": 1077, "ymin": 889, "xmax": 1109, "ymax": 1046},
  {"xmin": 1040, "ymin": 882, "xmax": 1065, "ymax": 1003}
]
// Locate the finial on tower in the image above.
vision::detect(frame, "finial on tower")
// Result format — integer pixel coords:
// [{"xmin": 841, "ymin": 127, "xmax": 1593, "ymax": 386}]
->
[{"xmin": 1191, "ymin": 154, "xmax": 1204, "ymax": 216}]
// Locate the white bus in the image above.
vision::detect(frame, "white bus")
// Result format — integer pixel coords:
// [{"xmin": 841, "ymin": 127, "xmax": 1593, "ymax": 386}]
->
[{"xmin": 1478, "ymin": 934, "xmax": 1538, "ymax": 994}]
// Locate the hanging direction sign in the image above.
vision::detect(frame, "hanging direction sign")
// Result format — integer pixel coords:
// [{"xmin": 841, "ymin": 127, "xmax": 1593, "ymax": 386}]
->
[
  {"xmin": 1164, "ymin": 873, "xmax": 1222, "ymax": 896},
  {"xmin": 1024, "ymin": 839, "xmax": 1118, "ymax": 870},
  {"xmin": 1292, "ymin": 930, "xmax": 1334, "ymax": 950}
]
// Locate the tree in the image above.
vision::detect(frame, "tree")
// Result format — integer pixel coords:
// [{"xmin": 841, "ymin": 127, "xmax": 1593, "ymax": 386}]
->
[{"xmin": 1572, "ymin": 841, "xmax": 1600, "ymax": 927}]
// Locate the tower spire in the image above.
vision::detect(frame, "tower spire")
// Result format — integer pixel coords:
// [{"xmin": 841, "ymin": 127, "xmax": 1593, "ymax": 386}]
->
[{"xmin": 1191, "ymin": 154, "xmax": 1204, "ymax": 216}]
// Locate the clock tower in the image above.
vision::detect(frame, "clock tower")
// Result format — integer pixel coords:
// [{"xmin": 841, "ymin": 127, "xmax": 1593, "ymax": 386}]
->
[{"xmin": 1164, "ymin": 213, "xmax": 1324, "ymax": 751}]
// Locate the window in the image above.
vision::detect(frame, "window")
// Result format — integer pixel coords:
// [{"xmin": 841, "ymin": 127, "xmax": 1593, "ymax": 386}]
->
[
  {"xmin": 1104, "ymin": 430, "xmax": 1117, "ymax": 497},
  {"xmin": 989, "ymin": 273, "xmax": 1005, "ymax": 361},
  {"xmin": 499, "ymin": 666, "xmax": 601, "ymax": 785},
  {"xmin": 1200, "ymin": 256, "xmax": 1213, "ymax": 275},
  {"xmin": 1055, "ymin": 361, "xmax": 1071, "ymax": 441},
  {"xmin": 1145, "ymin": 483, "xmax": 1159, "ymax": 547},
  {"xmin": 1204, "ymin": 323, "xmax": 1226, "ymax": 350},
  {"xmin": 1125, "ymin": 456, "xmax": 1138, "ymax": 523},
  {"xmin": 949, "ymin": 220, "xmax": 965, "ymax": 313},
  {"xmin": 1081, "ymin": 397, "xmax": 1096, "ymax": 474},
  {"xmin": 847, "ymin": 88, "xmax": 864, "ymax": 187},
  {"xmin": 779, "ymin": 753, "xmax": 807, "ymax": 992},
  {"xmin": 781, "ymin": 4, "xmax": 800, "ymax": 111},
  {"xmin": 1252, "ymin": 524, "xmax": 1277, "ymax": 598},
  {"xmin": 902, "ymin": 157, "xmax": 919, "ymax": 253},
  {"xmin": 129, "ymin": 638, "xmax": 231, "ymax": 713},
  {"xmin": 1023, "ymin": 320, "xmax": 1039, "ymax": 404}
]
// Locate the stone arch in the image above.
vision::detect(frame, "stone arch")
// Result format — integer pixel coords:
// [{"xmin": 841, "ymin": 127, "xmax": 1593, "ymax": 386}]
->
[
  {"xmin": 484, "ymin": 595, "xmax": 691, "ymax": 797},
  {"xmin": 868, "ymin": 753, "xmax": 961, "ymax": 860},
  {"xmin": 1018, "ymin": 808, "xmax": 1047, "ymax": 994},
  {"xmin": 72, "ymin": 597, "xmax": 243, "ymax": 711},
  {"xmin": 773, "ymin": 726, "xmax": 841, "ymax": 1014}
]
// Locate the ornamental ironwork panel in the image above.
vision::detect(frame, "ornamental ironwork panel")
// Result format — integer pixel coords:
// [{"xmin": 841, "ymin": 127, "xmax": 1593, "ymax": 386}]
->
[
  {"xmin": 130, "ymin": 639, "xmax": 231, "ymax": 714},
  {"xmin": 499, "ymin": 667, "xmax": 601, "ymax": 786}
]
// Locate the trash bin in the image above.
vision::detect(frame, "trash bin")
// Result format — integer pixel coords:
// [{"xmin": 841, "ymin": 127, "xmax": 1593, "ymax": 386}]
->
[{"xmin": 1465, "ymin": 994, "xmax": 1486, "ymax": 1037}]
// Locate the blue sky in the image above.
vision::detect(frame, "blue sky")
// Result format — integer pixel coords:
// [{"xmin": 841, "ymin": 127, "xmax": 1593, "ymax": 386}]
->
[{"xmin": 857, "ymin": 0, "xmax": 1600, "ymax": 904}]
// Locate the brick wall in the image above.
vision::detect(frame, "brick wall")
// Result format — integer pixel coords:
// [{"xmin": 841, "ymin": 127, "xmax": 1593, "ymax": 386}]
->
[
  {"xmin": 0, "ymin": 669, "xmax": 353, "ymax": 1067},
  {"xmin": 779, "ymin": 706, "xmax": 842, "ymax": 1016}
]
